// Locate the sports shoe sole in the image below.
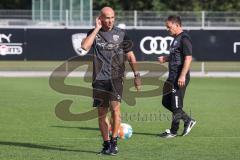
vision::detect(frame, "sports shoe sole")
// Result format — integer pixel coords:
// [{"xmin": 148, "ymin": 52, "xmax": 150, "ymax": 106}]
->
[
  {"xmin": 164, "ymin": 134, "xmax": 177, "ymax": 138},
  {"xmin": 159, "ymin": 133, "xmax": 177, "ymax": 138},
  {"xmin": 97, "ymin": 152, "xmax": 117, "ymax": 156}
]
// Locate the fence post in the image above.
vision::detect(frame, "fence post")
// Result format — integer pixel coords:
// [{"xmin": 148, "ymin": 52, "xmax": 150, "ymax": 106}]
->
[
  {"xmin": 32, "ymin": 0, "xmax": 35, "ymax": 21},
  {"xmin": 90, "ymin": 0, "xmax": 93, "ymax": 26},
  {"xmin": 80, "ymin": 0, "xmax": 83, "ymax": 24},
  {"xmin": 65, "ymin": 10, "xmax": 69, "ymax": 27},
  {"xmin": 134, "ymin": 10, "xmax": 137, "ymax": 28},
  {"xmin": 40, "ymin": 0, "xmax": 43, "ymax": 21},
  {"xmin": 202, "ymin": 11, "xmax": 205, "ymax": 29},
  {"xmin": 50, "ymin": 0, "xmax": 53, "ymax": 21},
  {"xmin": 60, "ymin": 0, "xmax": 63, "ymax": 22},
  {"xmin": 70, "ymin": 0, "xmax": 73, "ymax": 26}
]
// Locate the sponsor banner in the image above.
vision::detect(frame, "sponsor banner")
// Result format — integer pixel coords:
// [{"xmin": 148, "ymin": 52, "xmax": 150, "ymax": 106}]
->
[
  {"xmin": 0, "ymin": 29, "xmax": 240, "ymax": 61},
  {"xmin": 126, "ymin": 30, "xmax": 172, "ymax": 60},
  {"xmin": 128, "ymin": 29, "xmax": 240, "ymax": 61},
  {"xmin": 0, "ymin": 29, "xmax": 25, "ymax": 60},
  {"xmin": 189, "ymin": 30, "xmax": 240, "ymax": 61},
  {"xmin": 25, "ymin": 29, "xmax": 92, "ymax": 60},
  {"xmin": 25, "ymin": 29, "xmax": 74, "ymax": 60}
]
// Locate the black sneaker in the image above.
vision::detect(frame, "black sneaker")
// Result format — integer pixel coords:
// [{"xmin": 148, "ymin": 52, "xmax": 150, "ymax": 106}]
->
[
  {"xmin": 159, "ymin": 129, "xmax": 177, "ymax": 138},
  {"xmin": 110, "ymin": 137, "xmax": 118, "ymax": 156},
  {"xmin": 182, "ymin": 119, "xmax": 196, "ymax": 136},
  {"xmin": 98, "ymin": 141, "xmax": 111, "ymax": 155}
]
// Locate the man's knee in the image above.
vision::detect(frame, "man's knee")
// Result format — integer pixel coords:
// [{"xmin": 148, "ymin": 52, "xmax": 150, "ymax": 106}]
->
[
  {"xmin": 111, "ymin": 108, "xmax": 121, "ymax": 118},
  {"xmin": 110, "ymin": 101, "xmax": 120, "ymax": 112}
]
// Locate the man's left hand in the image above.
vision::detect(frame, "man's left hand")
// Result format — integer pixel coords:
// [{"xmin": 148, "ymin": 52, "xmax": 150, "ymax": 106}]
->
[{"xmin": 178, "ymin": 75, "xmax": 185, "ymax": 88}]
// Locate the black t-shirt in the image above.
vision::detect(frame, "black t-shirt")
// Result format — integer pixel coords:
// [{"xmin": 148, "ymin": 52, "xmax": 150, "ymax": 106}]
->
[
  {"xmin": 87, "ymin": 27, "xmax": 133, "ymax": 80},
  {"xmin": 168, "ymin": 32, "xmax": 192, "ymax": 82}
]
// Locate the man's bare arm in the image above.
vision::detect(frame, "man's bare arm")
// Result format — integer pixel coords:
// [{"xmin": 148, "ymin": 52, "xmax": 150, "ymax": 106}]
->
[
  {"xmin": 127, "ymin": 51, "xmax": 141, "ymax": 91},
  {"xmin": 178, "ymin": 55, "xmax": 192, "ymax": 87},
  {"xmin": 81, "ymin": 17, "xmax": 102, "ymax": 51}
]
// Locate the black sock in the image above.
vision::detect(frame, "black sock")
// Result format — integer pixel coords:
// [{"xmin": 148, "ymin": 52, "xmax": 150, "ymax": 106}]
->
[
  {"xmin": 103, "ymin": 140, "xmax": 110, "ymax": 148},
  {"xmin": 111, "ymin": 137, "xmax": 118, "ymax": 145}
]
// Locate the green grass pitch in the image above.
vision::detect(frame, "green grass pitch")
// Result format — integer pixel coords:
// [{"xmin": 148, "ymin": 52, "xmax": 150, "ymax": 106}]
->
[{"xmin": 0, "ymin": 77, "xmax": 240, "ymax": 160}]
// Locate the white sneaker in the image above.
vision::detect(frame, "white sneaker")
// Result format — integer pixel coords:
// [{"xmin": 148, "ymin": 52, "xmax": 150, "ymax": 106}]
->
[
  {"xmin": 159, "ymin": 129, "xmax": 177, "ymax": 138},
  {"xmin": 182, "ymin": 119, "xmax": 196, "ymax": 136}
]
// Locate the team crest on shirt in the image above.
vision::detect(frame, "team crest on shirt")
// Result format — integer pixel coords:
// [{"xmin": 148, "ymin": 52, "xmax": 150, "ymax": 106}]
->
[
  {"xmin": 96, "ymin": 34, "xmax": 101, "ymax": 41},
  {"xmin": 117, "ymin": 94, "xmax": 121, "ymax": 100},
  {"xmin": 113, "ymin": 35, "xmax": 120, "ymax": 41},
  {"xmin": 172, "ymin": 89, "xmax": 176, "ymax": 93}
]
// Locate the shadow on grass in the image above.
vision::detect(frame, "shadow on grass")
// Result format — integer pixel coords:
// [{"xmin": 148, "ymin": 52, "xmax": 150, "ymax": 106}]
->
[
  {"xmin": 51, "ymin": 126, "xmax": 159, "ymax": 136},
  {"xmin": 0, "ymin": 141, "xmax": 98, "ymax": 154},
  {"xmin": 50, "ymin": 125, "xmax": 99, "ymax": 131},
  {"xmin": 133, "ymin": 132, "xmax": 159, "ymax": 136}
]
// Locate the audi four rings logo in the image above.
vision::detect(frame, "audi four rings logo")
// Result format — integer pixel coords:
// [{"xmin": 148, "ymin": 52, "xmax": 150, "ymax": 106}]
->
[{"xmin": 140, "ymin": 36, "xmax": 174, "ymax": 55}]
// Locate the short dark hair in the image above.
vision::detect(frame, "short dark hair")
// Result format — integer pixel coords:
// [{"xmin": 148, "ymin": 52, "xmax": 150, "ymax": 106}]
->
[{"xmin": 166, "ymin": 15, "xmax": 182, "ymax": 26}]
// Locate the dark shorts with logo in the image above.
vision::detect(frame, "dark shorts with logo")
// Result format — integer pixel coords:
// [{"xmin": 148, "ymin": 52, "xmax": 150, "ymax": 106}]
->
[{"xmin": 92, "ymin": 78, "xmax": 123, "ymax": 107}]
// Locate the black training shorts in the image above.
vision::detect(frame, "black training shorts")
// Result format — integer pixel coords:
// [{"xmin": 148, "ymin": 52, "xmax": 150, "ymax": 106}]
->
[
  {"xmin": 92, "ymin": 78, "xmax": 123, "ymax": 107},
  {"xmin": 162, "ymin": 78, "xmax": 189, "ymax": 112}
]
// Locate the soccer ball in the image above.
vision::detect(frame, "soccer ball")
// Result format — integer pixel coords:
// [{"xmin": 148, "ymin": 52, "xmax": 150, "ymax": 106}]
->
[{"xmin": 109, "ymin": 123, "xmax": 133, "ymax": 139}]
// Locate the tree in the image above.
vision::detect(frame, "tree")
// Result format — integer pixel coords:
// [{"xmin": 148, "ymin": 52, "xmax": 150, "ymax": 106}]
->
[
  {"xmin": 0, "ymin": 0, "xmax": 240, "ymax": 11},
  {"xmin": 0, "ymin": 0, "xmax": 31, "ymax": 9},
  {"xmin": 93, "ymin": 0, "xmax": 240, "ymax": 11}
]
